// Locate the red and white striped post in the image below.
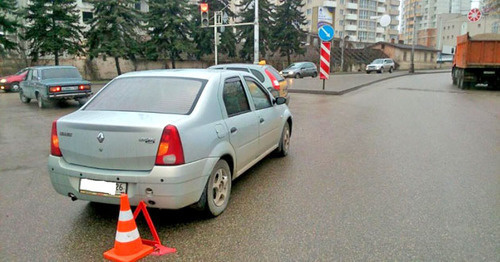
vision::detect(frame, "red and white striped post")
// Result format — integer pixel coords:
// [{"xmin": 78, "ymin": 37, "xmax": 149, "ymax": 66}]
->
[{"xmin": 320, "ymin": 41, "xmax": 331, "ymax": 90}]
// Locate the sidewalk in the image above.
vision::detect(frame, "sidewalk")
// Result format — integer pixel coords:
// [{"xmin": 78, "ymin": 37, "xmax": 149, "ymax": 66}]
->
[{"xmin": 288, "ymin": 69, "xmax": 451, "ymax": 95}]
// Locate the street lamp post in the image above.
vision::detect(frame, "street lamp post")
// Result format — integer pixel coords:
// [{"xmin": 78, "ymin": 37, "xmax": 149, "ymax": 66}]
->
[{"xmin": 409, "ymin": 2, "xmax": 418, "ymax": 73}]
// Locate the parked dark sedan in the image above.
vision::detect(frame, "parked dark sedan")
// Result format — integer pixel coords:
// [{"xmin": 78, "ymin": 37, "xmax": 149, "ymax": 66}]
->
[{"xmin": 19, "ymin": 66, "xmax": 92, "ymax": 108}]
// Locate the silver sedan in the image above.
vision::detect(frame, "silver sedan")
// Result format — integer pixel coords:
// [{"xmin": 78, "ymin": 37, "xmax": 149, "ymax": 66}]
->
[{"xmin": 48, "ymin": 69, "xmax": 293, "ymax": 216}]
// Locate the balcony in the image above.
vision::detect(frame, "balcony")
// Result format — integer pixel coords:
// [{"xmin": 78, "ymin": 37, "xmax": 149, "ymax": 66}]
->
[
  {"xmin": 345, "ymin": 24, "xmax": 358, "ymax": 31},
  {"xmin": 323, "ymin": 0, "xmax": 337, "ymax": 7},
  {"xmin": 390, "ymin": 19, "xmax": 399, "ymax": 25},
  {"xmin": 389, "ymin": 29, "xmax": 399, "ymax": 35},
  {"xmin": 376, "ymin": 27, "xmax": 385, "ymax": 33},
  {"xmin": 377, "ymin": 7, "xmax": 386, "ymax": 13},
  {"xmin": 347, "ymin": 3, "xmax": 358, "ymax": 9},
  {"xmin": 376, "ymin": 37, "xmax": 386, "ymax": 42},
  {"xmin": 391, "ymin": 0, "xmax": 400, "ymax": 6},
  {"xmin": 389, "ymin": 9, "xmax": 399, "ymax": 15},
  {"xmin": 345, "ymin": 14, "xmax": 358, "ymax": 20},
  {"xmin": 378, "ymin": 0, "xmax": 386, "ymax": 2}
]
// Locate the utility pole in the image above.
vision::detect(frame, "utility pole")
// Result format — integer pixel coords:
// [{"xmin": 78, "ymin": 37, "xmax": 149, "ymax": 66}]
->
[
  {"xmin": 253, "ymin": 0, "xmax": 259, "ymax": 64},
  {"xmin": 214, "ymin": 11, "xmax": 218, "ymax": 65},
  {"xmin": 410, "ymin": 1, "xmax": 417, "ymax": 73}
]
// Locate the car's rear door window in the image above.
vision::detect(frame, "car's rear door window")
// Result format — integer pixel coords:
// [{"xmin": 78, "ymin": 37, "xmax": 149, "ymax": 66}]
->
[
  {"xmin": 223, "ymin": 77, "xmax": 250, "ymax": 117},
  {"xmin": 244, "ymin": 77, "xmax": 272, "ymax": 110},
  {"xmin": 249, "ymin": 69, "xmax": 265, "ymax": 83},
  {"xmin": 85, "ymin": 77, "xmax": 206, "ymax": 114}
]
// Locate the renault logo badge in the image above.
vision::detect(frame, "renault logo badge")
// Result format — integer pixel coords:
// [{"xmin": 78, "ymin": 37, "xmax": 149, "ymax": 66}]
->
[{"xmin": 97, "ymin": 132, "xmax": 105, "ymax": 143}]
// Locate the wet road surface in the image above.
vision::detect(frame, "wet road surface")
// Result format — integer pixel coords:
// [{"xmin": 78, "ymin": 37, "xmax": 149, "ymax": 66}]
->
[{"xmin": 0, "ymin": 73, "xmax": 498, "ymax": 261}]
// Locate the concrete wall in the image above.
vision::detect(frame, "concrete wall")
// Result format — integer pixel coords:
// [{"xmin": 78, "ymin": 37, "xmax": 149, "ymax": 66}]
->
[{"xmin": 372, "ymin": 44, "xmax": 439, "ymax": 69}]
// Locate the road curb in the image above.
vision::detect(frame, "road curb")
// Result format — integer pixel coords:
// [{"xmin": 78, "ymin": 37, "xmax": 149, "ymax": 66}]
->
[{"xmin": 289, "ymin": 70, "xmax": 451, "ymax": 96}]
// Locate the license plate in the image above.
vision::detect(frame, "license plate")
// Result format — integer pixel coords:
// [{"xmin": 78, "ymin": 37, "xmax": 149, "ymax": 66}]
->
[
  {"xmin": 62, "ymin": 86, "xmax": 78, "ymax": 91},
  {"xmin": 79, "ymin": 178, "xmax": 127, "ymax": 197}
]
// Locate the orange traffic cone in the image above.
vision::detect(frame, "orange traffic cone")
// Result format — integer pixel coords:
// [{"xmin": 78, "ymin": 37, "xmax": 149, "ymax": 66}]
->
[{"xmin": 104, "ymin": 194, "xmax": 154, "ymax": 262}]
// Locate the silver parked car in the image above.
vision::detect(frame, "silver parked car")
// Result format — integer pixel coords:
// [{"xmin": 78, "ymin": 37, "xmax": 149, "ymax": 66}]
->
[
  {"xmin": 48, "ymin": 69, "xmax": 293, "ymax": 217},
  {"xmin": 366, "ymin": 58, "xmax": 395, "ymax": 74},
  {"xmin": 280, "ymin": 62, "xmax": 318, "ymax": 78}
]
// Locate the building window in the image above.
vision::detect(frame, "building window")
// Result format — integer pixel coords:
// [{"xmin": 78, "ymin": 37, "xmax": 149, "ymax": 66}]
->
[
  {"xmin": 404, "ymin": 51, "xmax": 407, "ymax": 61},
  {"xmin": 424, "ymin": 53, "xmax": 427, "ymax": 62},
  {"xmin": 307, "ymin": 8, "xmax": 312, "ymax": 15},
  {"xmin": 82, "ymin": 11, "xmax": 93, "ymax": 24},
  {"xmin": 493, "ymin": 22, "xmax": 499, "ymax": 33},
  {"xmin": 431, "ymin": 53, "xmax": 434, "ymax": 61},
  {"xmin": 135, "ymin": 2, "xmax": 141, "ymax": 10},
  {"xmin": 478, "ymin": 23, "xmax": 481, "ymax": 28}
]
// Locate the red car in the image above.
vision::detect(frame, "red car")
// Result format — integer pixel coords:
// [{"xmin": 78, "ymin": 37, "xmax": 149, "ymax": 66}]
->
[{"xmin": 0, "ymin": 68, "xmax": 28, "ymax": 92}]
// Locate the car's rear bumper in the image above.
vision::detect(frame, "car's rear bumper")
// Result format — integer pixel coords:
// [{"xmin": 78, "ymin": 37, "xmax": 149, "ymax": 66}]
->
[
  {"xmin": 48, "ymin": 92, "xmax": 92, "ymax": 99},
  {"xmin": 48, "ymin": 155, "xmax": 217, "ymax": 209}
]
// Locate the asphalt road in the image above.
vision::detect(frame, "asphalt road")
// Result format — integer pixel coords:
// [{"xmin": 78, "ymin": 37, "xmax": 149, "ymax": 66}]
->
[{"xmin": 0, "ymin": 74, "xmax": 498, "ymax": 261}]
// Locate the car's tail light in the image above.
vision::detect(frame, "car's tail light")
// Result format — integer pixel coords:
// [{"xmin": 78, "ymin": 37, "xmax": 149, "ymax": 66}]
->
[
  {"xmin": 51, "ymin": 120, "xmax": 62, "ymax": 156},
  {"xmin": 78, "ymin": 85, "xmax": 91, "ymax": 90},
  {"xmin": 155, "ymin": 125, "xmax": 184, "ymax": 165},
  {"xmin": 49, "ymin": 86, "xmax": 61, "ymax": 93},
  {"xmin": 265, "ymin": 69, "xmax": 280, "ymax": 90}
]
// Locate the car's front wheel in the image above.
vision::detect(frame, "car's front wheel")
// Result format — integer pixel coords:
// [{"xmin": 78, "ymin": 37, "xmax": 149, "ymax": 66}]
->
[
  {"xmin": 11, "ymin": 82, "xmax": 20, "ymax": 92},
  {"xmin": 378, "ymin": 68, "xmax": 384, "ymax": 74},
  {"xmin": 19, "ymin": 90, "xmax": 31, "ymax": 103},
  {"xmin": 197, "ymin": 159, "xmax": 232, "ymax": 217},
  {"xmin": 275, "ymin": 122, "xmax": 290, "ymax": 157}
]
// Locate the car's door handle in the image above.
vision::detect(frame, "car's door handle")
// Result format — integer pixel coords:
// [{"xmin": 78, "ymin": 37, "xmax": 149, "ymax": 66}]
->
[
  {"xmin": 230, "ymin": 127, "xmax": 237, "ymax": 133},
  {"xmin": 260, "ymin": 118, "xmax": 264, "ymax": 123}
]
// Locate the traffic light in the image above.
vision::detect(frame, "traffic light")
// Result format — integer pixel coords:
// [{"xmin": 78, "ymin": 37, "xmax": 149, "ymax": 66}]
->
[{"xmin": 200, "ymin": 3, "xmax": 209, "ymax": 27}]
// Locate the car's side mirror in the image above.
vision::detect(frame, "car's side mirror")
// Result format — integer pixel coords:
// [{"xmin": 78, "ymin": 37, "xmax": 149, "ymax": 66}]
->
[{"xmin": 274, "ymin": 97, "xmax": 286, "ymax": 105}]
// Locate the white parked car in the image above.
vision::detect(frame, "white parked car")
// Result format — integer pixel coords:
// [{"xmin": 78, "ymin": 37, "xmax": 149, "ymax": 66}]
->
[
  {"xmin": 48, "ymin": 69, "xmax": 293, "ymax": 217},
  {"xmin": 366, "ymin": 58, "xmax": 395, "ymax": 73}
]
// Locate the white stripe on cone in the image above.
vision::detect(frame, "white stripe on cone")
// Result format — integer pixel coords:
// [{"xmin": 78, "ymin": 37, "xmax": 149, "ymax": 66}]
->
[
  {"xmin": 115, "ymin": 228, "xmax": 141, "ymax": 243},
  {"xmin": 118, "ymin": 210, "xmax": 134, "ymax": 221}
]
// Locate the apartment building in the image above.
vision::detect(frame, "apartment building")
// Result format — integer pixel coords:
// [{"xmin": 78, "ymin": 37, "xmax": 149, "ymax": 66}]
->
[
  {"xmin": 399, "ymin": 0, "xmax": 472, "ymax": 45},
  {"xmin": 302, "ymin": 0, "xmax": 400, "ymax": 43}
]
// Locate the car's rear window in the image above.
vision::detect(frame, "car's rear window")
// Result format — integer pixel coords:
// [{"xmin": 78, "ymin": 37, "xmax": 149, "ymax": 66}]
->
[
  {"xmin": 265, "ymin": 66, "xmax": 284, "ymax": 81},
  {"xmin": 42, "ymin": 68, "xmax": 82, "ymax": 79},
  {"xmin": 84, "ymin": 77, "xmax": 206, "ymax": 114}
]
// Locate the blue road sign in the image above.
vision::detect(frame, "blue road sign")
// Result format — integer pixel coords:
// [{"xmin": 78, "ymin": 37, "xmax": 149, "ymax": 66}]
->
[{"xmin": 318, "ymin": 25, "xmax": 334, "ymax": 42}]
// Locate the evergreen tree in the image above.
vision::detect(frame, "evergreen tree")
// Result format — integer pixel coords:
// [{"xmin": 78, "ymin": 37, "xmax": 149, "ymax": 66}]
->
[
  {"xmin": 236, "ymin": 0, "xmax": 275, "ymax": 61},
  {"xmin": 86, "ymin": 0, "xmax": 141, "ymax": 75},
  {"xmin": 0, "ymin": 0, "xmax": 21, "ymax": 55},
  {"xmin": 273, "ymin": 0, "xmax": 307, "ymax": 65},
  {"xmin": 147, "ymin": 0, "xmax": 192, "ymax": 69},
  {"xmin": 23, "ymin": 0, "xmax": 83, "ymax": 65}
]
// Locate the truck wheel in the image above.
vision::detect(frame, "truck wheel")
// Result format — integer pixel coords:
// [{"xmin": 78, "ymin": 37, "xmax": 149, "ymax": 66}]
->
[{"xmin": 19, "ymin": 90, "xmax": 31, "ymax": 103}]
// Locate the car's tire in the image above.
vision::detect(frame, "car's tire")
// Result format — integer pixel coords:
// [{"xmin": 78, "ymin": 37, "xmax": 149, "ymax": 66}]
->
[
  {"xmin": 312, "ymin": 72, "xmax": 318, "ymax": 78},
  {"xmin": 76, "ymin": 98, "xmax": 88, "ymax": 106},
  {"xmin": 366, "ymin": 71, "xmax": 371, "ymax": 74},
  {"xmin": 37, "ymin": 93, "xmax": 49, "ymax": 108},
  {"xmin": 378, "ymin": 68, "xmax": 384, "ymax": 74},
  {"xmin": 11, "ymin": 82, "xmax": 20, "ymax": 92},
  {"xmin": 389, "ymin": 67, "xmax": 393, "ymax": 73},
  {"xmin": 19, "ymin": 90, "xmax": 31, "ymax": 103},
  {"xmin": 196, "ymin": 159, "xmax": 232, "ymax": 217},
  {"xmin": 295, "ymin": 73, "xmax": 301, "ymax": 79},
  {"xmin": 275, "ymin": 122, "xmax": 290, "ymax": 157}
]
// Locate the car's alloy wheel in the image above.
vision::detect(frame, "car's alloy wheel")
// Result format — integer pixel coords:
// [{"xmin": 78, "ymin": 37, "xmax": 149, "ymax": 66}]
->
[
  {"xmin": 379, "ymin": 68, "xmax": 384, "ymax": 73},
  {"xmin": 19, "ymin": 90, "xmax": 31, "ymax": 103},
  {"xmin": 295, "ymin": 73, "xmax": 301, "ymax": 79},
  {"xmin": 275, "ymin": 122, "xmax": 290, "ymax": 157},
  {"xmin": 197, "ymin": 160, "xmax": 232, "ymax": 217},
  {"xmin": 11, "ymin": 82, "xmax": 20, "ymax": 92}
]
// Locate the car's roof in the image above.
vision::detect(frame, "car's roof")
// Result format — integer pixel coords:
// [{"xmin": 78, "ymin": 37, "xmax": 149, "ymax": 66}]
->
[
  {"xmin": 209, "ymin": 63, "xmax": 268, "ymax": 70},
  {"xmin": 29, "ymin": 65, "xmax": 77, "ymax": 70},
  {"xmin": 117, "ymin": 68, "xmax": 249, "ymax": 80}
]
